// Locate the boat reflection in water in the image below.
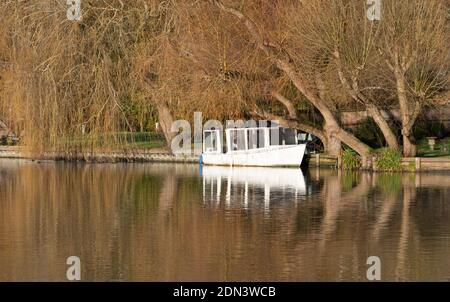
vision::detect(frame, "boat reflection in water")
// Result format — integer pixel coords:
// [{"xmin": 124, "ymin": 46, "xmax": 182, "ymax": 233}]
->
[{"xmin": 201, "ymin": 165, "xmax": 306, "ymax": 211}]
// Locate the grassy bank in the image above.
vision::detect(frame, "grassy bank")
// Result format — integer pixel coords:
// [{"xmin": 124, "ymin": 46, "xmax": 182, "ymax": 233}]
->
[
  {"xmin": 417, "ymin": 138, "xmax": 450, "ymax": 158},
  {"xmin": 1, "ymin": 132, "xmax": 167, "ymax": 152}
]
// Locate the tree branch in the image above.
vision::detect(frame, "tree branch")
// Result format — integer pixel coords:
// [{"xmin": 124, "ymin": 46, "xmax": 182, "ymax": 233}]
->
[
  {"xmin": 210, "ymin": 0, "xmax": 371, "ymax": 157},
  {"xmin": 252, "ymin": 106, "xmax": 327, "ymax": 145},
  {"xmin": 334, "ymin": 49, "xmax": 364, "ymax": 104},
  {"xmin": 210, "ymin": 0, "xmax": 320, "ymax": 107},
  {"xmin": 210, "ymin": 0, "xmax": 268, "ymax": 55},
  {"xmin": 271, "ymin": 91, "xmax": 297, "ymax": 119}
]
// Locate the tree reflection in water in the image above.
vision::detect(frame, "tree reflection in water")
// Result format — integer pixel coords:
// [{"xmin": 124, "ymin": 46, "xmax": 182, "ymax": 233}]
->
[{"xmin": 1, "ymin": 159, "xmax": 450, "ymax": 281}]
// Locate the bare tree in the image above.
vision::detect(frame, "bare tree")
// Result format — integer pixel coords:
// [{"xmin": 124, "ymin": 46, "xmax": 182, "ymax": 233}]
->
[
  {"xmin": 1, "ymin": 0, "xmax": 448, "ymax": 160},
  {"xmin": 378, "ymin": 0, "xmax": 449, "ymax": 156},
  {"xmin": 205, "ymin": 0, "xmax": 374, "ymax": 165},
  {"xmin": 279, "ymin": 0, "xmax": 400, "ymax": 150}
]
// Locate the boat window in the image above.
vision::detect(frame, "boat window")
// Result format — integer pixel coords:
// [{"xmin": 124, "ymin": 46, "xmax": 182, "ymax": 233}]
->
[
  {"xmin": 247, "ymin": 129, "xmax": 265, "ymax": 149},
  {"xmin": 269, "ymin": 128, "xmax": 279, "ymax": 146},
  {"xmin": 204, "ymin": 130, "xmax": 220, "ymax": 153},
  {"xmin": 283, "ymin": 128, "xmax": 297, "ymax": 145},
  {"xmin": 228, "ymin": 129, "xmax": 247, "ymax": 151},
  {"xmin": 269, "ymin": 128, "xmax": 297, "ymax": 146}
]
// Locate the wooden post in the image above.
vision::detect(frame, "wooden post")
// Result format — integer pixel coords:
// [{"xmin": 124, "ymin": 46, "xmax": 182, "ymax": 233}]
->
[
  {"xmin": 316, "ymin": 153, "xmax": 320, "ymax": 168},
  {"xmin": 415, "ymin": 157, "xmax": 421, "ymax": 171}
]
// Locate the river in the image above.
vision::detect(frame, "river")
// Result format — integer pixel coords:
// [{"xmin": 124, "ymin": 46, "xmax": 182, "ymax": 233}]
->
[{"xmin": 0, "ymin": 159, "xmax": 450, "ymax": 281}]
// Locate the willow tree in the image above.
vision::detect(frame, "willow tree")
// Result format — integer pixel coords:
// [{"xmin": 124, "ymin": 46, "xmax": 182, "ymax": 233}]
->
[
  {"xmin": 308, "ymin": 1, "xmax": 399, "ymax": 150},
  {"xmin": 205, "ymin": 0, "xmax": 449, "ymax": 161},
  {"xmin": 289, "ymin": 0, "xmax": 449, "ymax": 156},
  {"xmin": 0, "ymin": 0, "xmax": 180, "ymax": 153},
  {"xmin": 138, "ymin": 1, "xmax": 287, "ymax": 137},
  {"xmin": 377, "ymin": 0, "xmax": 450, "ymax": 157},
  {"xmin": 1, "ymin": 1, "xmax": 130, "ymax": 152},
  {"xmin": 151, "ymin": 1, "xmax": 331, "ymax": 153},
  {"xmin": 202, "ymin": 0, "xmax": 373, "ymax": 165},
  {"xmin": 135, "ymin": 3, "xmax": 251, "ymax": 114}
]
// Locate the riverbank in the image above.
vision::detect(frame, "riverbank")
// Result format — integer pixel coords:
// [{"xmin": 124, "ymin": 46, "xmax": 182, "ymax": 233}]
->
[
  {"xmin": 2, "ymin": 146, "xmax": 450, "ymax": 172},
  {"xmin": 307, "ymin": 153, "xmax": 450, "ymax": 172},
  {"xmin": 0, "ymin": 146, "xmax": 198, "ymax": 163}
]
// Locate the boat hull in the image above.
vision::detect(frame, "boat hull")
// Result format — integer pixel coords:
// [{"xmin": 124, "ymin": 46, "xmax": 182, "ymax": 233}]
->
[{"xmin": 201, "ymin": 144, "xmax": 306, "ymax": 167}]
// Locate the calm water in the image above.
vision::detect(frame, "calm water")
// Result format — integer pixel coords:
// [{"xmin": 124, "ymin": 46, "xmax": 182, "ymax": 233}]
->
[{"xmin": 1, "ymin": 159, "xmax": 450, "ymax": 281}]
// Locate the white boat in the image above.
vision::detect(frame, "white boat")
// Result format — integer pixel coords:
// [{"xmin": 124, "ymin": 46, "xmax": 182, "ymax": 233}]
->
[{"xmin": 201, "ymin": 126, "xmax": 306, "ymax": 167}]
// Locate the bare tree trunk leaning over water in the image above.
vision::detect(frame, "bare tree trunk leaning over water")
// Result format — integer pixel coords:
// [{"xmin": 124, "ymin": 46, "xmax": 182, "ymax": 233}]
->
[
  {"xmin": 209, "ymin": 0, "xmax": 372, "ymax": 165},
  {"xmin": 268, "ymin": 91, "xmax": 338, "ymax": 156}
]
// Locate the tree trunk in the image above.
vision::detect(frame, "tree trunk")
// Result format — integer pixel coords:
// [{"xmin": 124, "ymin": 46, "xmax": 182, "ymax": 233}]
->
[
  {"xmin": 326, "ymin": 121, "xmax": 371, "ymax": 168},
  {"xmin": 155, "ymin": 101, "xmax": 175, "ymax": 148},
  {"xmin": 320, "ymin": 109, "xmax": 370, "ymax": 162},
  {"xmin": 366, "ymin": 103, "xmax": 399, "ymax": 150},
  {"xmin": 402, "ymin": 133, "xmax": 417, "ymax": 157},
  {"xmin": 278, "ymin": 59, "xmax": 371, "ymax": 161},
  {"xmin": 334, "ymin": 49, "xmax": 399, "ymax": 151},
  {"xmin": 269, "ymin": 92, "xmax": 329, "ymax": 151},
  {"xmin": 324, "ymin": 128, "xmax": 342, "ymax": 157},
  {"xmin": 212, "ymin": 0, "xmax": 371, "ymax": 162},
  {"xmin": 393, "ymin": 51, "xmax": 419, "ymax": 157}
]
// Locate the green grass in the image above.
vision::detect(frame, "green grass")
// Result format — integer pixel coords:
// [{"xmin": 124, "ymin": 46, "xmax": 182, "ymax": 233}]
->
[
  {"xmin": 126, "ymin": 139, "xmax": 166, "ymax": 150},
  {"xmin": 417, "ymin": 137, "xmax": 450, "ymax": 157},
  {"xmin": 116, "ymin": 132, "xmax": 166, "ymax": 150},
  {"xmin": 48, "ymin": 132, "xmax": 167, "ymax": 151}
]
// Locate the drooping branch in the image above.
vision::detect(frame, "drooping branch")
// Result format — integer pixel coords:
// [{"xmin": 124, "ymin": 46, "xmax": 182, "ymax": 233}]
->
[
  {"xmin": 268, "ymin": 91, "xmax": 327, "ymax": 143},
  {"xmin": 315, "ymin": 72, "xmax": 327, "ymax": 104},
  {"xmin": 334, "ymin": 50, "xmax": 362, "ymax": 104},
  {"xmin": 210, "ymin": 0, "xmax": 269, "ymax": 55},
  {"xmin": 271, "ymin": 91, "xmax": 297, "ymax": 119}
]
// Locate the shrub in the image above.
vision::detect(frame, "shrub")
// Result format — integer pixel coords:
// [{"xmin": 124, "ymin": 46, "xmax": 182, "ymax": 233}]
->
[
  {"xmin": 342, "ymin": 148, "xmax": 361, "ymax": 170},
  {"xmin": 375, "ymin": 148, "xmax": 402, "ymax": 172}
]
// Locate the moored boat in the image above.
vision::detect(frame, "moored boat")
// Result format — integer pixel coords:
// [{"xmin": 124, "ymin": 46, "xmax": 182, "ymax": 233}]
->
[{"xmin": 201, "ymin": 126, "xmax": 306, "ymax": 167}]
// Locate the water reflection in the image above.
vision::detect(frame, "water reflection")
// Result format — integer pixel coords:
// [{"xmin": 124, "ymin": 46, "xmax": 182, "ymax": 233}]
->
[
  {"xmin": 201, "ymin": 166, "xmax": 306, "ymax": 211},
  {"xmin": 1, "ymin": 159, "xmax": 450, "ymax": 281}
]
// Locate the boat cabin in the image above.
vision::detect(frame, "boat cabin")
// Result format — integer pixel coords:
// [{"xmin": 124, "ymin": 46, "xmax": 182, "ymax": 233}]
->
[{"xmin": 203, "ymin": 126, "xmax": 299, "ymax": 154}]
